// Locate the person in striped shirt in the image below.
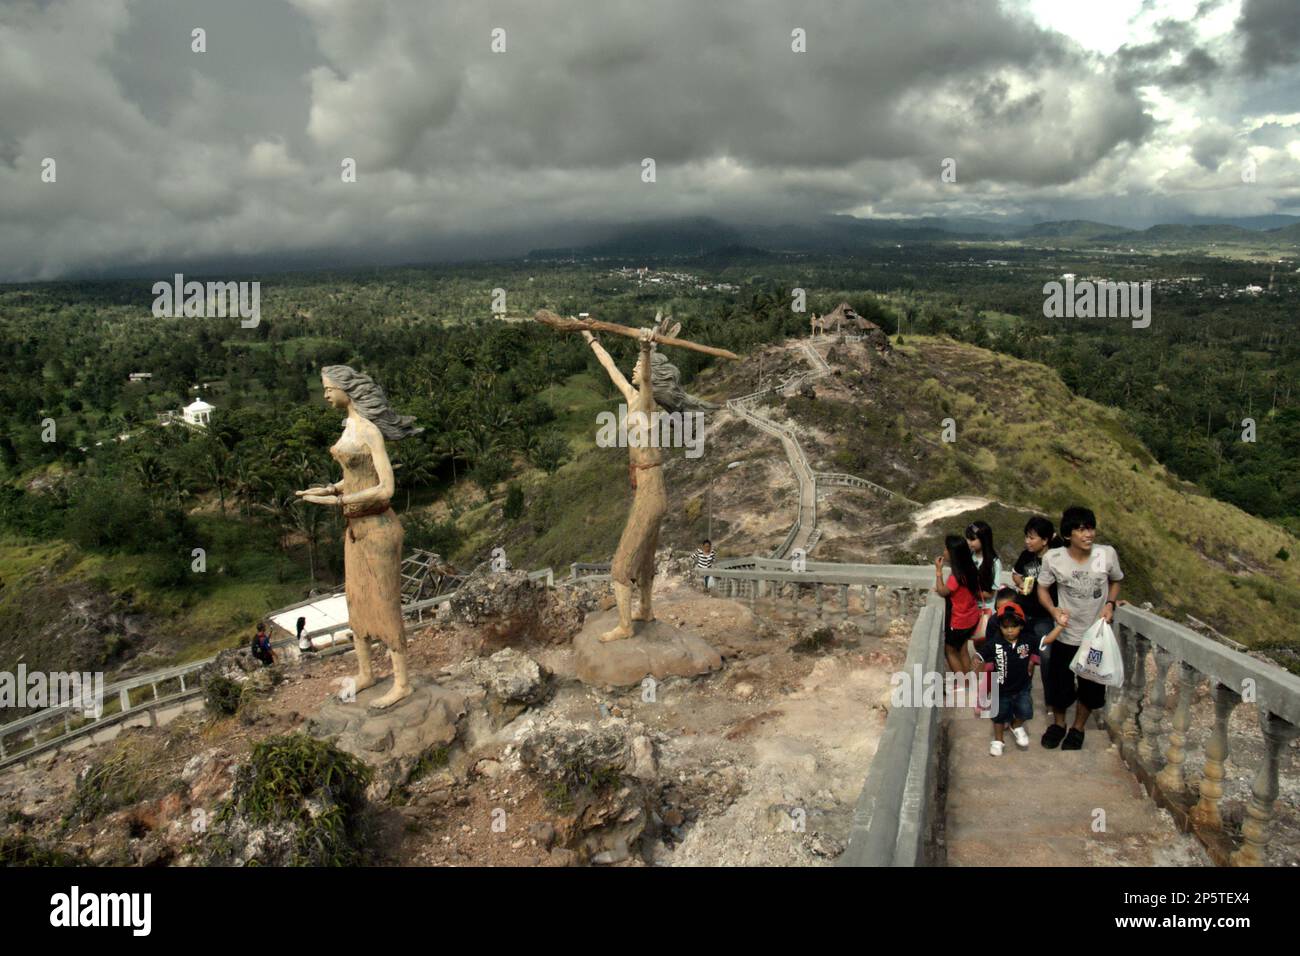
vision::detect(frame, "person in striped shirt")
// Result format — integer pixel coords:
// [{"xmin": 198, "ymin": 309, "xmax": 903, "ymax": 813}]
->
[{"xmin": 693, "ymin": 539, "xmax": 717, "ymax": 589}]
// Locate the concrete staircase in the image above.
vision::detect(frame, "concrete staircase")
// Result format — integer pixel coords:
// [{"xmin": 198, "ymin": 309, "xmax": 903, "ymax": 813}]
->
[{"xmin": 943, "ymin": 679, "xmax": 1210, "ymax": 866}]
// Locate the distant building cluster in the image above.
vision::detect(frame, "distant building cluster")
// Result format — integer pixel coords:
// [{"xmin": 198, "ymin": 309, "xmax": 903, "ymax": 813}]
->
[{"xmin": 607, "ymin": 266, "xmax": 736, "ymax": 293}]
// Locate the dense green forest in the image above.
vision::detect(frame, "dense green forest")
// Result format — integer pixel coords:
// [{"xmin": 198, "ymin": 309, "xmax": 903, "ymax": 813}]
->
[
  {"xmin": 0, "ymin": 243, "xmax": 1295, "ymax": 622},
  {"xmin": 0, "ymin": 262, "xmax": 809, "ymax": 618}
]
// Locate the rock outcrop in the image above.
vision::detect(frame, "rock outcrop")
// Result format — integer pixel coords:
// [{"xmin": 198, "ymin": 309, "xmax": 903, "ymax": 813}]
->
[
  {"xmin": 516, "ymin": 715, "xmax": 660, "ymax": 864},
  {"xmin": 572, "ymin": 611, "xmax": 722, "ymax": 688},
  {"xmin": 444, "ymin": 647, "xmax": 551, "ymax": 728},
  {"xmin": 307, "ymin": 676, "xmax": 467, "ymax": 799},
  {"xmin": 443, "ymin": 570, "xmax": 591, "ymax": 650}
]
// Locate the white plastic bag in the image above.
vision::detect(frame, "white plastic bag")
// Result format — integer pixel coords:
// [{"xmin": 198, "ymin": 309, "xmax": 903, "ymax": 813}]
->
[{"xmin": 1069, "ymin": 619, "xmax": 1125, "ymax": 687}]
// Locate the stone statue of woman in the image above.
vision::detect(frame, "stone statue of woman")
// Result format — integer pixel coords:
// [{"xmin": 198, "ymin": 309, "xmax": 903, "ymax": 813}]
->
[
  {"xmin": 295, "ymin": 365, "xmax": 422, "ymax": 709},
  {"xmin": 583, "ymin": 315, "xmax": 678, "ymax": 642},
  {"xmin": 533, "ymin": 308, "xmax": 736, "ymax": 644}
]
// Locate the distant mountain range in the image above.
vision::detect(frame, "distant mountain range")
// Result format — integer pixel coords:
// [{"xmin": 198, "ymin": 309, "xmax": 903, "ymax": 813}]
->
[{"xmin": 527, "ymin": 214, "xmax": 1300, "ymax": 259}]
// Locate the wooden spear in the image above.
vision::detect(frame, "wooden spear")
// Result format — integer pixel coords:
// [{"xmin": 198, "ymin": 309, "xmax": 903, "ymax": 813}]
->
[{"xmin": 531, "ymin": 309, "xmax": 740, "ymax": 360}]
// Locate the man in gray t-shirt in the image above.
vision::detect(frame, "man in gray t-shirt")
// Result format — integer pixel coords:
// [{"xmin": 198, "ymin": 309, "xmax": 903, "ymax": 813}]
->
[
  {"xmin": 1037, "ymin": 544, "xmax": 1123, "ymax": 646},
  {"xmin": 1035, "ymin": 506, "xmax": 1123, "ymax": 752}
]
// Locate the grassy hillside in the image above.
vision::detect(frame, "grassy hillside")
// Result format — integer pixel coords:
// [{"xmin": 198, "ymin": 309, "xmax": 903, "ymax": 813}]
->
[
  {"xmin": 790, "ymin": 335, "xmax": 1298, "ymax": 662},
  {"xmin": 0, "ymin": 519, "xmax": 310, "ymax": 680}
]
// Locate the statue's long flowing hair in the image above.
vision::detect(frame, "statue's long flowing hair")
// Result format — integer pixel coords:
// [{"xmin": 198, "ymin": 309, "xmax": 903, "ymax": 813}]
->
[
  {"xmin": 647, "ymin": 351, "xmax": 718, "ymax": 413},
  {"xmin": 321, "ymin": 365, "xmax": 422, "ymax": 441}
]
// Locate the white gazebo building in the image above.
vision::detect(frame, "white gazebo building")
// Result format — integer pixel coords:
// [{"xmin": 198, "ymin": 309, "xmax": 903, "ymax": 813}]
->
[{"xmin": 182, "ymin": 399, "xmax": 214, "ymax": 428}]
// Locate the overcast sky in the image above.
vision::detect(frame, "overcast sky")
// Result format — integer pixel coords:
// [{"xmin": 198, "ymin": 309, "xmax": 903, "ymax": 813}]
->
[{"xmin": 1, "ymin": 0, "xmax": 1298, "ymax": 281}]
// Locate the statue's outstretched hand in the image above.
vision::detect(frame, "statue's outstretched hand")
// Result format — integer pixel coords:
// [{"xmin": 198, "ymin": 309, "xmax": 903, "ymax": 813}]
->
[
  {"xmin": 295, "ymin": 486, "xmax": 332, "ymax": 498},
  {"xmin": 638, "ymin": 327, "xmax": 655, "ymax": 345}
]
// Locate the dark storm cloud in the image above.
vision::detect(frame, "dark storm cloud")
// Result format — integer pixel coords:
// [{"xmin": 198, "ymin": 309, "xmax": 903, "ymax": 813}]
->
[
  {"xmin": 1237, "ymin": 0, "xmax": 1300, "ymax": 76},
  {"xmin": 1190, "ymin": 125, "xmax": 1235, "ymax": 169},
  {"xmin": 1115, "ymin": 17, "xmax": 1222, "ymax": 88},
  {"xmin": 0, "ymin": 0, "xmax": 1289, "ymax": 281}
]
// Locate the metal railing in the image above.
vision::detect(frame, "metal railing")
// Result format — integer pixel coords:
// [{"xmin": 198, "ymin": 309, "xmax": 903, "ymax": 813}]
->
[
  {"xmin": 0, "ymin": 568, "xmax": 554, "ymax": 768},
  {"xmin": 705, "ymin": 561, "xmax": 934, "ymax": 625},
  {"xmin": 815, "ymin": 471, "xmax": 922, "ymax": 508}
]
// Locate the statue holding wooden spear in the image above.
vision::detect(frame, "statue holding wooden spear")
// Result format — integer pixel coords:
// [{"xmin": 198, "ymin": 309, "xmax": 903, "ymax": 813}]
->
[{"xmin": 534, "ymin": 309, "xmax": 738, "ymax": 642}]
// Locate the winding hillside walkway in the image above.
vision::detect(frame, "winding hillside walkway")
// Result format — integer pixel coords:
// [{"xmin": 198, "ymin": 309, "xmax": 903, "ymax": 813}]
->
[{"xmin": 723, "ymin": 338, "xmax": 915, "ymax": 559}]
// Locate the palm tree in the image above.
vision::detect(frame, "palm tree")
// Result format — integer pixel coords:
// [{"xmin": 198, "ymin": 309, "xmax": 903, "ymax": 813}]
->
[
  {"xmin": 132, "ymin": 453, "xmax": 168, "ymax": 505},
  {"xmin": 396, "ymin": 443, "xmax": 440, "ymax": 510},
  {"xmin": 201, "ymin": 434, "xmax": 231, "ymax": 515}
]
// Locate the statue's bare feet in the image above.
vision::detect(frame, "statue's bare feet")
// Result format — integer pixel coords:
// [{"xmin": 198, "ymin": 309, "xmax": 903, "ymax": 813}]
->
[
  {"xmin": 368, "ymin": 682, "xmax": 412, "ymax": 710},
  {"xmin": 599, "ymin": 624, "xmax": 634, "ymax": 643}
]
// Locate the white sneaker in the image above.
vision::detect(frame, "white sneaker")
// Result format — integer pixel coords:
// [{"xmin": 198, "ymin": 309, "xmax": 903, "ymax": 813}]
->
[
  {"xmin": 989, "ymin": 740, "xmax": 1004, "ymax": 756},
  {"xmin": 1012, "ymin": 727, "xmax": 1030, "ymax": 750}
]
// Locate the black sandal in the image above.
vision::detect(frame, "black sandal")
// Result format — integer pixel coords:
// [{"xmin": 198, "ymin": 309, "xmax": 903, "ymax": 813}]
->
[{"xmin": 1041, "ymin": 723, "xmax": 1067, "ymax": 749}]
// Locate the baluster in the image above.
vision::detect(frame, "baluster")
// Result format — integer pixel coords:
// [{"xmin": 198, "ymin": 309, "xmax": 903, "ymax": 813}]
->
[
  {"xmin": 1191, "ymin": 682, "xmax": 1241, "ymax": 829},
  {"xmin": 1231, "ymin": 710, "xmax": 1300, "ymax": 866},
  {"xmin": 1122, "ymin": 632, "xmax": 1148, "ymax": 759},
  {"xmin": 749, "ymin": 579, "xmax": 757, "ymax": 610},
  {"xmin": 839, "ymin": 584, "xmax": 849, "ymax": 620},
  {"xmin": 814, "ymin": 586, "xmax": 824, "ymax": 619},
  {"xmin": 1156, "ymin": 662, "xmax": 1197, "ymax": 796},
  {"xmin": 868, "ymin": 585, "xmax": 880, "ymax": 631},
  {"xmin": 119, "ymin": 687, "xmax": 131, "ymax": 714},
  {"xmin": 1140, "ymin": 645, "xmax": 1171, "ymax": 770}
]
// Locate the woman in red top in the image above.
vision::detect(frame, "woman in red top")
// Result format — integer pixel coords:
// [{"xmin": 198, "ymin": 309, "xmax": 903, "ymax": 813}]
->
[{"xmin": 934, "ymin": 535, "xmax": 982, "ymax": 675}]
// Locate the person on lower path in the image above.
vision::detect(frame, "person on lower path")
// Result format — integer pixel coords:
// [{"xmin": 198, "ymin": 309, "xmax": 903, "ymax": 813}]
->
[
  {"xmin": 251, "ymin": 622, "xmax": 275, "ymax": 666},
  {"xmin": 1036, "ymin": 505, "xmax": 1123, "ymax": 751},
  {"xmin": 692, "ymin": 539, "xmax": 717, "ymax": 589},
  {"xmin": 984, "ymin": 603, "xmax": 1050, "ymax": 755},
  {"xmin": 296, "ymin": 615, "xmax": 317, "ymax": 655}
]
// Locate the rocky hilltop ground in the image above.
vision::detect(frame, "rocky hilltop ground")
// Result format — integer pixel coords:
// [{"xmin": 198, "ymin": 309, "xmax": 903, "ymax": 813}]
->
[{"xmin": 1, "ymin": 568, "xmax": 912, "ymax": 867}]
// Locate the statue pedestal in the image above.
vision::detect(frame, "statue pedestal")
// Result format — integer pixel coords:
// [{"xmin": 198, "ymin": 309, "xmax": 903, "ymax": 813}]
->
[
  {"xmin": 573, "ymin": 610, "xmax": 722, "ymax": 688},
  {"xmin": 307, "ymin": 676, "xmax": 466, "ymax": 798}
]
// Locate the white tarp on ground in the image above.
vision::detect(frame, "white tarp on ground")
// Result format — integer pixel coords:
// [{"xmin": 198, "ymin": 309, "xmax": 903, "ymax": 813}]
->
[{"xmin": 268, "ymin": 594, "xmax": 353, "ymax": 648}]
